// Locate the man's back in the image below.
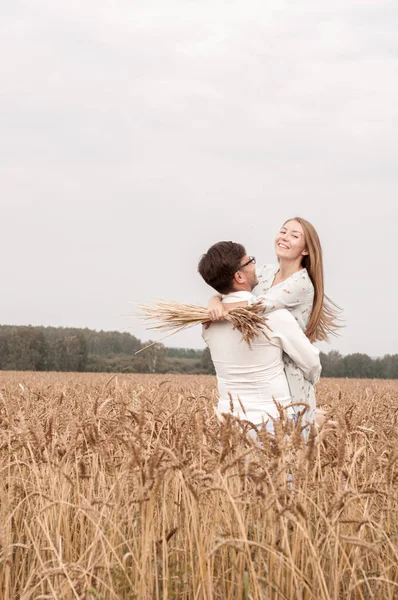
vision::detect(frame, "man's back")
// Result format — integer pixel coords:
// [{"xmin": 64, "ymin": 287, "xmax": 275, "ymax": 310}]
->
[{"xmin": 203, "ymin": 308, "xmax": 321, "ymax": 424}]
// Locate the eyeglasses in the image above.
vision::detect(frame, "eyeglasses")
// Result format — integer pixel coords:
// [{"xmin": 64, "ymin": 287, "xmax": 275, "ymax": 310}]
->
[{"xmin": 234, "ymin": 256, "xmax": 256, "ymax": 274}]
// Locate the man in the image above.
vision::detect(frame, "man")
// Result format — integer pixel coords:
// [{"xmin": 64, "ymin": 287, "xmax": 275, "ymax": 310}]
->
[{"xmin": 198, "ymin": 241, "xmax": 321, "ymax": 431}]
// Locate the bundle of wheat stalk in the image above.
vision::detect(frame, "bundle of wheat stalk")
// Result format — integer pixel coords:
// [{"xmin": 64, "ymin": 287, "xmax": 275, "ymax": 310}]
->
[{"xmin": 134, "ymin": 299, "xmax": 269, "ymax": 350}]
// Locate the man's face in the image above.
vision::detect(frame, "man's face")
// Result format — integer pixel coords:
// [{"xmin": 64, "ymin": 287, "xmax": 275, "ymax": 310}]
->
[{"xmin": 235, "ymin": 254, "xmax": 258, "ymax": 290}]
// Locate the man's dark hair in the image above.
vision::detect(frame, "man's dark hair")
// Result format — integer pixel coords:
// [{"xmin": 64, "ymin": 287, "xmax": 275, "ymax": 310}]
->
[{"xmin": 198, "ymin": 241, "xmax": 246, "ymax": 294}]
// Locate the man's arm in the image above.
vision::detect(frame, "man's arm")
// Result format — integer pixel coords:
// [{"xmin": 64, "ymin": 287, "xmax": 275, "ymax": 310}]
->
[{"xmin": 267, "ymin": 310, "xmax": 321, "ymax": 384}]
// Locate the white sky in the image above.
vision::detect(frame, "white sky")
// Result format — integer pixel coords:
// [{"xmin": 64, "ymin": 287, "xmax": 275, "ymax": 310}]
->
[{"xmin": 1, "ymin": 0, "xmax": 397, "ymax": 356}]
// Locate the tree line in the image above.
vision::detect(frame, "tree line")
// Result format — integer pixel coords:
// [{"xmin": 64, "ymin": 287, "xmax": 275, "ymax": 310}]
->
[
  {"xmin": 0, "ymin": 325, "xmax": 397, "ymax": 378},
  {"xmin": 0, "ymin": 325, "xmax": 204, "ymax": 374},
  {"xmin": 319, "ymin": 350, "xmax": 398, "ymax": 379}
]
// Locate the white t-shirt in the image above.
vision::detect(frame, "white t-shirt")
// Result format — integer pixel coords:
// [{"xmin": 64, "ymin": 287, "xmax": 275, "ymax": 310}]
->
[{"xmin": 202, "ymin": 291, "xmax": 321, "ymax": 424}]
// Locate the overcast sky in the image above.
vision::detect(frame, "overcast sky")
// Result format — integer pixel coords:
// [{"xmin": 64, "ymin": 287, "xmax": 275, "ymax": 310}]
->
[{"xmin": 1, "ymin": 0, "xmax": 397, "ymax": 356}]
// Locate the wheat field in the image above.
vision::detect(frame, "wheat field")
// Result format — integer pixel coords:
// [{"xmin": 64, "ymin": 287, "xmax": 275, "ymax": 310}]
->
[{"xmin": 0, "ymin": 371, "xmax": 398, "ymax": 599}]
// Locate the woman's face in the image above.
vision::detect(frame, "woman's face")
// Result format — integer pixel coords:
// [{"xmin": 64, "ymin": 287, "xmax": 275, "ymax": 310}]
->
[{"xmin": 274, "ymin": 219, "xmax": 308, "ymax": 261}]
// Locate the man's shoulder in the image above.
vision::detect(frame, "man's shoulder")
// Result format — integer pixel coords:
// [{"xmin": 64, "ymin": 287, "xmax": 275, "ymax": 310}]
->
[{"xmin": 202, "ymin": 320, "xmax": 237, "ymax": 342}]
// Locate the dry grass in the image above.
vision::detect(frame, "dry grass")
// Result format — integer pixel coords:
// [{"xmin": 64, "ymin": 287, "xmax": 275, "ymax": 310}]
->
[
  {"xmin": 134, "ymin": 300, "xmax": 269, "ymax": 348},
  {"xmin": 1, "ymin": 371, "xmax": 398, "ymax": 599}
]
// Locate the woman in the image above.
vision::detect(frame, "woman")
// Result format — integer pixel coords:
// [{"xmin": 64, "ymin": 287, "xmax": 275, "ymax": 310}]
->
[{"xmin": 208, "ymin": 217, "xmax": 341, "ymax": 429}]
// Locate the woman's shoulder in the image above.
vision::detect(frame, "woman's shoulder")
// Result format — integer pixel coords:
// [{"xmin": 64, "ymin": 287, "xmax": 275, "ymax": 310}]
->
[
  {"xmin": 286, "ymin": 269, "xmax": 314, "ymax": 300},
  {"xmin": 295, "ymin": 268, "xmax": 313, "ymax": 289}
]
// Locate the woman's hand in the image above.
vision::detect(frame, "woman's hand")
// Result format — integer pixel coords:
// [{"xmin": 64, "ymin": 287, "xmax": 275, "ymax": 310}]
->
[{"xmin": 207, "ymin": 295, "xmax": 224, "ymax": 321}]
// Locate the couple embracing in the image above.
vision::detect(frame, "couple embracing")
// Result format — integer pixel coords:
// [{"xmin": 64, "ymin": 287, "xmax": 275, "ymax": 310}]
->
[{"xmin": 198, "ymin": 217, "xmax": 340, "ymax": 435}]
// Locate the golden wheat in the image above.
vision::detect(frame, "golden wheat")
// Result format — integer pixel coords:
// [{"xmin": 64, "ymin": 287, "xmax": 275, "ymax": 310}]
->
[
  {"xmin": 133, "ymin": 299, "xmax": 270, "ymax": 349},
  {"xmin": 0, "ymin": 371, "xmax": 398, "ymax": 599}
]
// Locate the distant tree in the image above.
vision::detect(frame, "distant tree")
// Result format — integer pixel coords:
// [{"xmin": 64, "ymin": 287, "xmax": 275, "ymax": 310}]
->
[
  {"xmin": 85, "ymin": 330, "xmax": 140, "ymax": 356},
  {"xmin": 320, "ymin": 350, "xmax": 345, "ymax": 377},
  {"xmin": 4, "ymin": 327, "xmax": 48, "ymax": 371},
  {"xmin": 343, "ymin": 353, "xmax": 375, "ymax": 379},
  {"xmin": 0, "ymin": 329, "xmax": 10, "ymax": 369},
  {"xmin": 375, "ymin": 354, "xmax": 398, "ymax": 379},
  {"xmin": 201, "ymin": 347, "xmax": 216, "ymax": 375},
  {"xmin": 166, "ymin": 347, "xmax": 203, "ymax": 359},
  {"xmin": 134, "ymin": 343, "xmax": 166, "ymax": 373},
  {"xmin": 47, "ymin": 332, "xmax": 87, "ymax": 372}
]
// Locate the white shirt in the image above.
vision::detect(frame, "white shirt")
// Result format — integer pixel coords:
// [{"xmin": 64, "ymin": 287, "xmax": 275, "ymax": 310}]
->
[{"xmin": 202, "ymin": 291, "xmax": 321, "ymax": 424}]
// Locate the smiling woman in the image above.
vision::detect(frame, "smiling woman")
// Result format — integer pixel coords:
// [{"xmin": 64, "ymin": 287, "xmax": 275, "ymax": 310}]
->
[{"xmin": 271, "ymin": 217, "xmax": 340, "ymax": 343}]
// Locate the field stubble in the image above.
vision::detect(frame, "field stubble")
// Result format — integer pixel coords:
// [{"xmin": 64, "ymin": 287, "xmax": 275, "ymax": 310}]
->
[{"xmin": 0, "ymin": 372, "xmax": 398, "ymax": 599}]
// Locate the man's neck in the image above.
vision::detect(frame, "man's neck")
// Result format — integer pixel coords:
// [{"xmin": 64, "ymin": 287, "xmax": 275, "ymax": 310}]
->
[
  {"xmin": 231, "ymin": 283, "xmax": 252, "ymax": 293},
  {"xmin": 222, "ymin": 290, "xmax": 253, "ymax": 306}
]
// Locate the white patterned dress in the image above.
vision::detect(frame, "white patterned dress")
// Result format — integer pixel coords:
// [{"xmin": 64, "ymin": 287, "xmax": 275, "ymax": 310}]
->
[{"xmin": 252, "ymin": 264, "xmax": 317, "ymax": 427}]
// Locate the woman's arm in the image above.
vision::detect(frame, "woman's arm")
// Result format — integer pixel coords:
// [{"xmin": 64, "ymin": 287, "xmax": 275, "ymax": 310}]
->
[
  {"xmin": 207, "ymin": 271, "xmax": 313, "ymax": 321},
  {"xmin": 208, "ymin": 295, "xmax": 224, "ymax": 321},
  {"xmin": 268, "ymin": 310, "xmax": 321, "ymax": 384},
  {"xmin": 254, "ymin": 272, "xmax": 313, "ymax": 316},
  {"xmin": 207, "ymin": 274, "xmax": 312, "ymax": 320}
]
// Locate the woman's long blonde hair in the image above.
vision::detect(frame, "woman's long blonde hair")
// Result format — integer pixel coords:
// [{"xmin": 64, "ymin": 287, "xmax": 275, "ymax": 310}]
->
[{"xmin": 284, "ymin": 217, "xmax": 342, "ymax": 343}]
